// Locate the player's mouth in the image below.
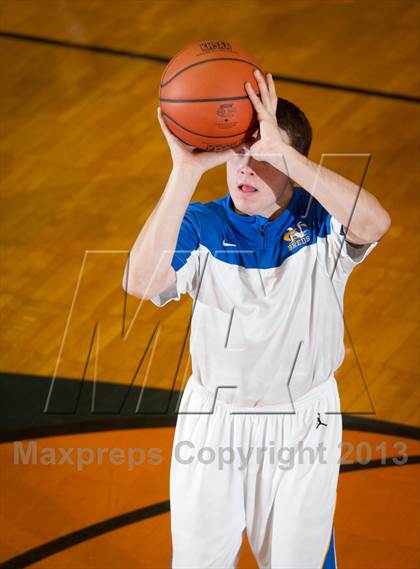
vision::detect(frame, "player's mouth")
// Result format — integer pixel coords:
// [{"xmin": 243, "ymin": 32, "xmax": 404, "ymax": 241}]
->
[{"xmin": 238, "ymin": 184, "xmax": 258, "ymax": 193}]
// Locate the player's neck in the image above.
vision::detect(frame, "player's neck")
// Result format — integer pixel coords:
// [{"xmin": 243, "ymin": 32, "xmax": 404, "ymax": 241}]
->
[{"xmin": 268, "ymin": 183, "xmax": 294, "ymax": 221}]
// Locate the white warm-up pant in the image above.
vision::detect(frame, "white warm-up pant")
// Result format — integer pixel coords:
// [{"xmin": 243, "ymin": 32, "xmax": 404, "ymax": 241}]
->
[{"xmin": 170, "ymin": 375, "xmax": 342, "ymax": 569}]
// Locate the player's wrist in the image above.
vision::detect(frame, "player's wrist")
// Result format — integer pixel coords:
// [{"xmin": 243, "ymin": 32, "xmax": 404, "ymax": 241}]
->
[
  {"xmin": 168, "ymin": 164, "xmax": 202, "ymax": 200},
  {"xmin": 171, "ymin": 162, "xmax": 203, "ymax": 179},
  {"xmin": 271, "ymin": 143, "xmax": 302, "ymax": 177}
]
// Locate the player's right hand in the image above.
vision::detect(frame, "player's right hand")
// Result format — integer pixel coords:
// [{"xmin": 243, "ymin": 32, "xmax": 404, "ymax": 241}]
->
[{"xmin": 157, "ymin": 107, "xmax": 235, "ymax": 176}]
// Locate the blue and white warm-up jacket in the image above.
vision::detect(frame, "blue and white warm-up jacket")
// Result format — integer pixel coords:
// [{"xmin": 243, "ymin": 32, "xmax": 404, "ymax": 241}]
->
[{"xmin": 151, "ymin": 188, "xmax": 377, "ymax": 407}]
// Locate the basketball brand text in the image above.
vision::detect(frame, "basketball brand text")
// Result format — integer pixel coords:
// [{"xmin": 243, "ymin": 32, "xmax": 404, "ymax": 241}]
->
[{"xmin": 200, "ymin": 40, "xmax": 232, "ymax": 52}]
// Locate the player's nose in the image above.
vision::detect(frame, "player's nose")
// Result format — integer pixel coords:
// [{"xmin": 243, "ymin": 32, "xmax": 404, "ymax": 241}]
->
[{"xmin": 239, "ymin": 163, "xmax": 256, "ymax": 176}]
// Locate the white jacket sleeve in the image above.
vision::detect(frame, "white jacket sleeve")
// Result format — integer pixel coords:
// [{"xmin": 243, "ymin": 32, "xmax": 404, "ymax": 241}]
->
[
  {"xmin": 150, "ymin": 204, "xmax": 201, "ymax": 307},
  {"xmin": 316, "ymin": 212, "xmax": 378, "ymax": 280}
]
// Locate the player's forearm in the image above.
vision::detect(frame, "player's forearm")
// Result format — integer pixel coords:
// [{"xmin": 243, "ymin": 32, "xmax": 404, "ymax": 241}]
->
[
  {"xmin": 123, "ymin": 166, "xmax": 201, "ymax": 296},
  {"xmin": 279, "ymin": 146, "xmax": 391, "ymax": 244}
]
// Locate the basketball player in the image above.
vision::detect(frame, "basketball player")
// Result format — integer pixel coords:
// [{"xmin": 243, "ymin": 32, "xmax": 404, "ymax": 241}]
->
[{"xmin": 123, "ymin": 69, "xmax": 391, "ymax": 568}]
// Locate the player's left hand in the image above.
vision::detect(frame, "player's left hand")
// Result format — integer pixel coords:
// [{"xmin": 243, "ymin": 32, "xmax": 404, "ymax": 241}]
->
[{"xmin": 244, "ymin": 69, "xmax": 290, "ymax": 167}]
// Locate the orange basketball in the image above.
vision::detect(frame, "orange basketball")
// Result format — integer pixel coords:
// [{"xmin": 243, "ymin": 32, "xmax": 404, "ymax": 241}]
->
[{"xmin": 159, "ymin": 40, "xmax": 264, "ymax": 151}]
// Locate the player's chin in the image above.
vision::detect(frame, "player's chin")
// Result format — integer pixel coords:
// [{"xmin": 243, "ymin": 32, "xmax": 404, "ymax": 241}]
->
[{"xmin": 236, "ymin": 198, "xmax": 263, "ymax": 216}]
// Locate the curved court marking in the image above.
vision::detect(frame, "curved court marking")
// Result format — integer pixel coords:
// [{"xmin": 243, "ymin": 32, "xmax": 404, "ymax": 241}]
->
[
  {"xmin": 1, "ymin": 373, "xmax": 420, "ymax": 443},
  {"xmin": 1, "ymin": 458, "xmax": 418, "ymax": 569},
  {"xmin": 0, "ymin": 501, "xmax": 170, "ymax": 569}
]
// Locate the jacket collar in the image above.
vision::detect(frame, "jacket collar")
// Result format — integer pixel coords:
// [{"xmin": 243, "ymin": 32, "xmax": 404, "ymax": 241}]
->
[{"xmin": 223, "ymin": 189, "xmax": 302, "ymax": 239}]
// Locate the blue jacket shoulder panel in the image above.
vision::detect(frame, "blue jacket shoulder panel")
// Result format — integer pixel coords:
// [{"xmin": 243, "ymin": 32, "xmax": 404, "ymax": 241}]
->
[{"xmin": 172, "ymin": 190, "xmax": 339, "ymax": 271}]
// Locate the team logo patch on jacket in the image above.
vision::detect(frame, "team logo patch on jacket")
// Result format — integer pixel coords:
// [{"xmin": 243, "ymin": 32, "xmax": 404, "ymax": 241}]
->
[{"xmin": 283, "ymin": 223, "xmax": 311, "ymax": 251}]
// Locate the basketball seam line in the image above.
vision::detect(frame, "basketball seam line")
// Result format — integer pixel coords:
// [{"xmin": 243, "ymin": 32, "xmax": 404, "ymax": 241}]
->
[
  {"xmin": 161, "ymin": 110, "xmax": 257, "ymax": 139},
  {"xmin": 160, "ymin": 57, "xmax": 264, "ymax": 88},
  {"xmin": 160, "ymin": 95, "xmax": 251, "ymax": 103}
]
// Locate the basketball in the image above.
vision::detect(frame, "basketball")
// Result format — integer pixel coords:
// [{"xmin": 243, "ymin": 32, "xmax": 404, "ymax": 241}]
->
[{"xmin": 159, "ymin": 40, "xmax": 264, "ymax": 151}]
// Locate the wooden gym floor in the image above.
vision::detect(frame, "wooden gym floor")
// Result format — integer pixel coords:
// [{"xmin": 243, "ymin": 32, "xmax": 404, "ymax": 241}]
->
[{"xmin": 0, "ymin": 1, "xmax": 419, "ymax": 567}]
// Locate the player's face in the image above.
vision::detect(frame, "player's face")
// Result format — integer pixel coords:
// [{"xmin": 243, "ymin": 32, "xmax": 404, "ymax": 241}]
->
[{"xmin": 226, "ymin": 134, "xmax": 293, "ymax": 219}]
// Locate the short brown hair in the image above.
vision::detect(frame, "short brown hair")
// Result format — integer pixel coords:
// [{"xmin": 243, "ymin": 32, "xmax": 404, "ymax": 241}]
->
[{"xmin": 275, "ymin": 97, "xmax": 312, "ymax": 157}]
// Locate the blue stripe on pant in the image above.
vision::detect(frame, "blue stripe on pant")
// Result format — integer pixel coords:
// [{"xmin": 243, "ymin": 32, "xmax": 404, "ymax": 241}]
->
[{"xmin": 322, "ymin": 526, "xmax": 337, "ymax": 569}]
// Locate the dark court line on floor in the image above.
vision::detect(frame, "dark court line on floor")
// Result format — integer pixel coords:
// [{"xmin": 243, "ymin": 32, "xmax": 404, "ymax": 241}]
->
[
  {"xmin": 0, "ymin": 500, "xmax": 170, "ymax": 569},
  {"xmin": 1, "ymin": 30, "xmax": 419, "ymax": 104},
  {"xmin": 1, "ymin": 457, "xmax": 419, "ymax": 568},
  {"xmin": 2, "ymin": 414, "xmax": 420, "ymax": 443},
  {"xmin": 1, "ymin": 371, "xmax": 420, "ymax": 443}
]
